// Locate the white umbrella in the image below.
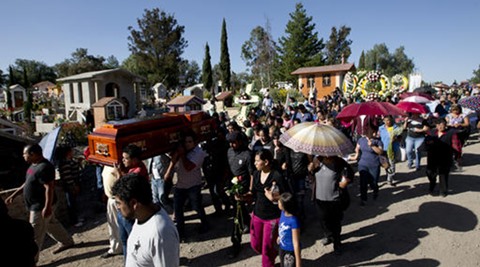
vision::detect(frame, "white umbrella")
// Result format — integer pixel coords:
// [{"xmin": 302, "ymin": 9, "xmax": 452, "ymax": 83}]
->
[
  {"xmin": 402, "ymin": 95, "xmax": 432, "ymax": 104},
  {"xmin": 38, "ymin": 126, "xmax": 62, "ymax": 163}
]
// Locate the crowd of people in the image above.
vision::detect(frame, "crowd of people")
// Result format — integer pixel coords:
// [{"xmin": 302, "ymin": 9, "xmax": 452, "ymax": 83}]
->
[{"xmin": 3, "ymin": 84, "xmax": 479, "ymax": 267}]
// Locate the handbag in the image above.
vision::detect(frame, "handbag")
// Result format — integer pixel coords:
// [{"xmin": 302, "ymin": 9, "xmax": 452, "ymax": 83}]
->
[{"xmin": 379, "ymin": 155, "xmax": 391, "ymax": 170}]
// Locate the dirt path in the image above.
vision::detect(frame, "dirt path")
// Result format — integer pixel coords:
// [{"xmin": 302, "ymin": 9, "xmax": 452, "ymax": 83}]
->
[{"xmin": 37, "ymin": 135, "xmax": 480, "ymax": 267}]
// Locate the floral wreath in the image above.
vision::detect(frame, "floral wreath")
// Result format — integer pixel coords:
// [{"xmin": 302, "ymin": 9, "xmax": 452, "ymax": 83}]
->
[{"xmin": 343, "ymin": 71, "xmax": 409, "ymax": 100}]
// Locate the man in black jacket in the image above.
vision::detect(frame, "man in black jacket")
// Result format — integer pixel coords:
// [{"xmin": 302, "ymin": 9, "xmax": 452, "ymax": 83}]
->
[{"xmin": 226, "ymin": 131, "xmax": 254, "ymax": 258}]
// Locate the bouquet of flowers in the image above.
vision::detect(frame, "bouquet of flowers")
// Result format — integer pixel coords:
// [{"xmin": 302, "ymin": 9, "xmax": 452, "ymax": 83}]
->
[{"xmin": 228, "ymin": 176, "xmax": 244, "ymax": 195}]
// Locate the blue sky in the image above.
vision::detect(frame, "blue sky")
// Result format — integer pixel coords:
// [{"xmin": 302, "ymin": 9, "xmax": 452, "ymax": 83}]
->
[{"xmin": 1, "ymin": 0, "xmax": 479, "ymax": 84}]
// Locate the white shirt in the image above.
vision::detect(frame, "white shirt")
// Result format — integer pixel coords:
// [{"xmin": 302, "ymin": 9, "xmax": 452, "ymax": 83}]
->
[
  {"xmin": 126, "ymin": 208, "xmax": 179, "ymax": 267},
  {"xmin": 175, "ymin": 146, "xmax": 206, "ymax": 189}
]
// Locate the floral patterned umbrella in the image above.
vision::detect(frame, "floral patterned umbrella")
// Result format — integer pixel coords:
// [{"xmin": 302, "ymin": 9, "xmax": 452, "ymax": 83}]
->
[
  {"xmin": 458, "ymin": 95, "xmax": 480, "ymax": 111},
  {"xmin": 279, "ymin": 122, "xmax": 353, "ymax": 156}
]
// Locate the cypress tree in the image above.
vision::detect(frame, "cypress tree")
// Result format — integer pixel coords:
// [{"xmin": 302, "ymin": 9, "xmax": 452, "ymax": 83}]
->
[
  {"xmin": 220, "ymin": 18, "xmax": 231, "ymax": 91},
  {"xmin": 202, "ymin": 43, "xmax": 213, "ymax": 96},
  {"xmin": 358, "ymin": 50, "xmax": 366, "ymax": 70}
]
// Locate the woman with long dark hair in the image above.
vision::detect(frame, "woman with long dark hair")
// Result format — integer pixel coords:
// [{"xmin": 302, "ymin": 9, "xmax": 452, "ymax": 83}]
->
[{"xmin": 239, "ymin": 149, "xmax": 285, "ymax": 267}]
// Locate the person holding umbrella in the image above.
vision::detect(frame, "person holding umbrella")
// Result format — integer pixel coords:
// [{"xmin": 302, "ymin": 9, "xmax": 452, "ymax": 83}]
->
[
  {"xmin": 348, "ymin": 126, "xmax": 383, "ymax": 206},
  {"xmin": 308, "ymin": 155, "xmax": 354, "ymax": 254},
  {"xmin": 403, "ymin": 113, "xmax": 430, "ymax": 171}
]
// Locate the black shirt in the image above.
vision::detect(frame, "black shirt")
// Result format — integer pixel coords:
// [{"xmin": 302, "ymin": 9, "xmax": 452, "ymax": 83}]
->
[
  {"xmin": 24, "ymin": 159, "xmax": 55, "ymax": 211},
  {"xmin": 288, "ymin": 150, "xmax": 309, "ymax": 179},
  {"xmin": 425, "ymin": 129, "xmax": 456, "ymax": 170},
  {"xmin": 227, "ymin": 147, "xmax": 254, "ymax": 193},
  {"xmin": 252, "ymin": 139, "xmax": 274, "ymax": 153},
  {"xmin": 252, "ymin": 169, "xmax": 284, "ymax": 220}
]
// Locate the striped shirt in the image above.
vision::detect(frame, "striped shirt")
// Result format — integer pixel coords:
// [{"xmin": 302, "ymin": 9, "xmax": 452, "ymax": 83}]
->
[{"xmin": 58, "ymin": 160, "xmax": 80, "ymax": 186}]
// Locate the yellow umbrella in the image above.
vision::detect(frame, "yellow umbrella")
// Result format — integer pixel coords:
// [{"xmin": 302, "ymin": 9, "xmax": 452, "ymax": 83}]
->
[{"xmin": 279, "ymin": 122, "xmax": 353, "ymax": 156}]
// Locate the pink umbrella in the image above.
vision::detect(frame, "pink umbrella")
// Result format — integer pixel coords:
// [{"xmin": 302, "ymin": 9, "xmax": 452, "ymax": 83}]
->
[
  {"xmin": 399, "ymin": 92, "xmax": 434, "ymax": 100},
  {"xmin": 336, "ymin": 101, "xmax": 405, "ymax": 122},
  {"xmin": 396, "ymin": 102, "xmax": 428, "ymax": 114}
]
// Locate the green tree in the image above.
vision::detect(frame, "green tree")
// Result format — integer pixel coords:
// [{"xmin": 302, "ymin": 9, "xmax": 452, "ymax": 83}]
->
[
  {"xmin": 179, "ymin": 60, "xmax": 200, "ymax": 86},
  {"xmin": 10, "ymin": 59, "xmax": 57, "ymax": 86},
  {"xmin": 471, "ymin": 65, "xmax": 480, "ymax": 84},
  {"xmin": 364, "ymin": 43, "xmax": 414, "ymax": 76},
  {"xmin": 358, "ymin": 50, "xmax": 366, "ymax": 70},
  {"xmin": 212, "ymin": 63, "xmax": 222, "ymax": 88},
  {"xmin": 277, "ymin": 2, "xmax": 324, "ymax": 83},
  {"xmin": 231, "ymin": 71, "xmax": 251, "ymax": 93},
  {"xmin": 128, "ymin": 8, "xmax": 187, "ymax": 89},
  {"xmin": 202, "ymin": 43, "xmax": 213, "ymax": 96},
  {"xmin": 391, "ymin": 46, "xmax": 414, "ymax": 76},
  {"xmin": 0, "ymin": 69, "xmax": 6, "ymax": 88},
  {"xmin": 324, "ymin": 25, "xmax": 352, "ymax": 65},
  {"xmin": 241, "ymin": 23, "xmax": 277, "ymax": 88},
  {"xmin": 55, "ymin": 48, "xmax": 108, "ymax": 77},
  {"xmin": 220, "ymin": 18, "xmax": 231, "ymax": 91},
  {"xmin": 121, "ymin": 54, "xmax": 144, "ymax": 76},
  {"xmin": 104, "ymin": 55, "xmax": 120, "ymax": 69}
]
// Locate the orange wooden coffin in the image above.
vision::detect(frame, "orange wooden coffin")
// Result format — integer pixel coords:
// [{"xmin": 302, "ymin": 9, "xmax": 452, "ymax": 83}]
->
[{"xmin": 87, "ymin": 111, "xmax": 216, "ymax": 166}]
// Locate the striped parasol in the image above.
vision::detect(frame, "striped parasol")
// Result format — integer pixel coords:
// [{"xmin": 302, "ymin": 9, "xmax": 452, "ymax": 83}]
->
[{"xmin": 279, "ymin": 122, "xmax": 353, "ymax": 156}]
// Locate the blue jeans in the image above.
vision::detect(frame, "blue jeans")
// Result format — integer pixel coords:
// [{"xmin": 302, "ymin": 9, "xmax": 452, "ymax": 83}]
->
[
  {"xmin": 358, "ymin": 164, "xmax": 380, "ymax": 201},
  {"xmin": 96, "ymin": 165, "xmax": 103, "ymax": 190},
  {"xmin": 174, "ymin": 185, "xmax": 207, "ymax": 237},
  {"xmin": 405, "ymin": 136, "xmax": 424, "ymax": 169},
  {"xmin": 116, "ymin": 211, "xmax": 133, "ymax": 258},
  {"xmin": 151, "ymin": 178, "xmax": 165, "ymax": 205}
]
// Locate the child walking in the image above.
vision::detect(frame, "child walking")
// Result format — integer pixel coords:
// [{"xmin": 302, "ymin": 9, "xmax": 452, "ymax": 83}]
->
[{"xmin": 277, "ymin": 192, "xmax": 301, "ymax": 267}]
